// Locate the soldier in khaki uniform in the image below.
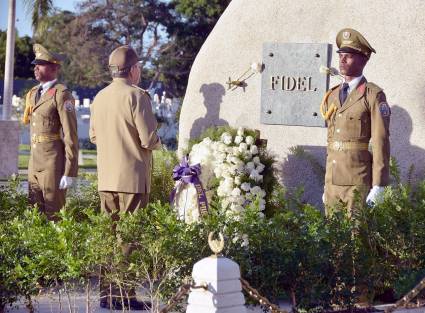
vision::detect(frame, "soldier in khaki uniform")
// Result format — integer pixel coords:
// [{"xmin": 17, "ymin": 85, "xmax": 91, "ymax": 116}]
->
[
  {"xmin": 90, "ymin": 45, "xmax": 161, "ymax": 310},
  {"xmin": 22, "ymin": 44, "xmax": 78, "ymax": 220},
  {"xmin": 321, "ymin": 28, "xmax": 391, "ymax": 214}
]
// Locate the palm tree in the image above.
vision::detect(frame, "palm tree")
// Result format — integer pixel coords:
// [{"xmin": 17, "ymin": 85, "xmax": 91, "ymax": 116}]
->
[{"xmin": 24, "ymin": 0, "xmax": 54, "ymax": 36}]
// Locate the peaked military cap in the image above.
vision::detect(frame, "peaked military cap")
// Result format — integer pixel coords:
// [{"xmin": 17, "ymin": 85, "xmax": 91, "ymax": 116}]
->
[
  {"xmin": 336, "ymin": 28, "xmax": 376, "ymax": 58},
  {"xmin": 31, "ymin": 43, "xmax": 65, "ymax": 65},
  {"xmin": 108, "ymin": 45, "xmax": 140, "ymax": 74}
]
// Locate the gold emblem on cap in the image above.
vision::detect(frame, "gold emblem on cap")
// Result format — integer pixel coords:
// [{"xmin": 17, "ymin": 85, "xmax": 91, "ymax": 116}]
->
[{"xmin": 343, "ymin": 31, "xmax": 351, "ymax": 39}]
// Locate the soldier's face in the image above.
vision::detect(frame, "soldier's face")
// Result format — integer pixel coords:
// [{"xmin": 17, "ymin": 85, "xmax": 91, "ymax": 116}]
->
[
  {"xmin": 34, "ymin": 64, "xmax": 59, "ymax": 82},
  {"xmin": 338, "ymin": 53, "xmax": 367, "ymax": 77}
]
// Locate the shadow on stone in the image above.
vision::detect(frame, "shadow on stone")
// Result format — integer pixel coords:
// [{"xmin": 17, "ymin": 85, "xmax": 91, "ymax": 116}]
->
[
  {"xmin": 390, "ymin": 105, "xmax": 425, "ymax": 182},
  {"xmin": 279, "ymin": 145, "xmax": 326, "ymax": 210},
  {"xmin": 190, "ymin": 83, "xmax": 228, "ymax": 139}
]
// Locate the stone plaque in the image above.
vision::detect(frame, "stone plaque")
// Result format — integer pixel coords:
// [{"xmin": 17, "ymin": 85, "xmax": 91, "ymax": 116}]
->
[{"xmin": 261, "ymin": 43, "xmax": 331, "ymax": 127}]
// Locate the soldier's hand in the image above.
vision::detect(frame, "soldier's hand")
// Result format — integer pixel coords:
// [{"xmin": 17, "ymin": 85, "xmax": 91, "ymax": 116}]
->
[
  {"xmin": 322, "ymin": 192, "xmax": 326, "ymax": 204},
  {"xmin": 366, "ymin": 186, "xmax": 385, "ymax": 206},
  {"xmin": 59, "ymin": 176, "xmax": 74, "ymax": 189}
]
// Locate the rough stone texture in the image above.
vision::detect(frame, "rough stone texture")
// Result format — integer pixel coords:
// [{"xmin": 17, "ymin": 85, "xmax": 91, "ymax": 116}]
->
[
  {"xmin": 0, "ymin": 120, "xmax": 19, "ymax": 178},
  {"xmin": 178, "ymin": 0, "xmax": 425, "ymax": 206}
]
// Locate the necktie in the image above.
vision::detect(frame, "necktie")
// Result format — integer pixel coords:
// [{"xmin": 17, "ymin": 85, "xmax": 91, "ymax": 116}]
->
[
  {"xmin": 35, "ymin": 86, "xmax": 42, "ymax": 103},
  {"xmin": 340, "ymin": 83, "xmax": 349, "ymax": 104}
]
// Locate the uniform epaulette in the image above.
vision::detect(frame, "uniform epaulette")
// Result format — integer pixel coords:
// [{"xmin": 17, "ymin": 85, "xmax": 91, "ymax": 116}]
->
[
  {"xmin": 132, "ymin": 85, "xmax": 151, "ymax": 99},
  {"xmin": 365, "ymin": 82, "xmax": 383, "ymax": 93},
  {"xmin": 55, "ymin": 83, "xmax": 68, "ymax": 92}
]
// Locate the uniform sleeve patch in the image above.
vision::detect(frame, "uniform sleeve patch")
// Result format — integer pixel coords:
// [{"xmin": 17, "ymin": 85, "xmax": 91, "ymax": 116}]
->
[
  {"xmin": 64, "ymin": 100, "xmax": 74, "ymax": 112},
  {"xmin": 379, "ymin": 102, "xmax": 391, "ymax": 117}
]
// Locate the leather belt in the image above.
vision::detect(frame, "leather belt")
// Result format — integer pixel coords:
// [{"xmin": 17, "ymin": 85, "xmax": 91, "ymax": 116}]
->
[
  {"xmin": 328, "ymin": 141, "xmax": 369, "ymax": 151},
  {"xmin": 31, "ymin": 133, "xmax": 61, "ymax": 144}
]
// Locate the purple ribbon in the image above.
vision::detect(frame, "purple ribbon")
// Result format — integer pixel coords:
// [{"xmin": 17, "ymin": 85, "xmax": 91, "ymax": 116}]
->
[{"xmin": 170, "ymin": 156, "xmax": 209, "ymax": 216}]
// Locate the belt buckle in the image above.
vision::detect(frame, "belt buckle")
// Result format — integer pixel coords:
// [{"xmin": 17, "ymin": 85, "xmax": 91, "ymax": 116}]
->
[{"xmin": 333, "ymin": 141, "xmax": 343, "ymax": 151}]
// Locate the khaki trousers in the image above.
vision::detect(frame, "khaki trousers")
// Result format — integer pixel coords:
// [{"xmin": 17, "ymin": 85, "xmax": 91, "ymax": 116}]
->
[
  {"xmin": 324, "ymin": 184, "xmax": 370, "ymax": 216},
  {"xmin": 99, "ymin": 191, "xmax": 149, "ymax": 303},
  {"xmin": 28, "ymin": 169, "xmax": 65, "ymax": 221}
]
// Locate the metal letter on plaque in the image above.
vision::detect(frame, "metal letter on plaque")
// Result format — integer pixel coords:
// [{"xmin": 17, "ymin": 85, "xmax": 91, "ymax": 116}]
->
[{"xmin": 260, "ymin": 43, "xmax": 331, "ymax": 127}]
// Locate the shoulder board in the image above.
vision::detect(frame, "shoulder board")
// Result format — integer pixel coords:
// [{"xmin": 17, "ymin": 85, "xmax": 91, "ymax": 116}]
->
[
  {"xmin": 132, "ymin": 85, "xmax": 151, "ymax": 99},
  {"xmin": 54, "ymin": 83, "xmax": 69, "ymax": 92},
  {"xmin": 365, "ymin": 82, "xmax": 383, "ymax": 94}
]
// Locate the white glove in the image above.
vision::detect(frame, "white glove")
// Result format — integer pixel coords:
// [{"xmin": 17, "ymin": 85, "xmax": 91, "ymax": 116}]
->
[
  {"xmin": 366, "ymin": 186, "xmax": 385, "ymax": 205},
  {"xmin": 59, "ymin": 176, "xmax": 73, "ymax": 190},
  {"xmin": 322, "ymin": 192, "xmax": 326, "ymax": 204}
]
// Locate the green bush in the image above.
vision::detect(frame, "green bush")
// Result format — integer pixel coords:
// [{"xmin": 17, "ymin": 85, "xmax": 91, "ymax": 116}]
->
[{"xmin": 1, "ymin": 149, "xmax": 425, "ymax": 312}]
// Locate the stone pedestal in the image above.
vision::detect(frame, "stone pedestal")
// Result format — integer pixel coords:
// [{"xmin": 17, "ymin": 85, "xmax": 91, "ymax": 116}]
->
[
  {"xmin": 187, "ymin": 256, "xmax": 246, "ymax": 313},
  {"xmin": 0, "ymin": 120, "xmax": 19, "ymax": 179}
]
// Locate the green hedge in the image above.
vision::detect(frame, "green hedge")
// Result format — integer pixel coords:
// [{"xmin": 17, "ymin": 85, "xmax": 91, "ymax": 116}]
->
[{"xmin": 1, "ymin": 153, "xmax": 425, "ymax": 312}]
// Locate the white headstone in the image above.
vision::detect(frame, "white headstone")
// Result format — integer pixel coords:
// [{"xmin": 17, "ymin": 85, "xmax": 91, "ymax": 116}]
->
[{"xmin": 83, "ymin": 98, "xmax": 90, "ymax": 108}]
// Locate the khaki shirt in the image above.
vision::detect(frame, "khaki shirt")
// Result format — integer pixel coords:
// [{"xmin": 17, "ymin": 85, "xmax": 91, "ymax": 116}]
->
[
  {"xmin": 27, "ymin": 82, "xmax": 78, "ymax": 177},
  {"xmin": 324, "ymin": 77, "xmax": 390, "ymax": 186},
  {"xmin": 90, "ymin": 78, "xmax": 161, "ymax": 193}
]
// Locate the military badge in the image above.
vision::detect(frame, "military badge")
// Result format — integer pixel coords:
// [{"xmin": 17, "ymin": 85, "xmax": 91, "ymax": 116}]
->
[
  {"xmin": 64, "ymin": 100, "xmax": 74, "ymax": 112},
  {"xmin": 343, "ymin": 31, "xmax": 351, "ymax": 39},
  {"xmin": 379, "ymin": 102, "xmax": 391, "ymax": 117}
]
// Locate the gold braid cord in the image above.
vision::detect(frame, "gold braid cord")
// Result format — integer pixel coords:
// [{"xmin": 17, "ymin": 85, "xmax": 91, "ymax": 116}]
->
[
  {"xmin": 22, "ymin": 91, "xmax": 33, "ymax": 124},
  {"xmin": 320, "ymin": 87, "xmax": 340, "ymax": 121},
  {"xmin": 240, "ymin": 278, "xmax": 289, "ymax": 313},
  {"xmin": 384, "ymin": 276, "xmax": 425, "ymax": 313}
]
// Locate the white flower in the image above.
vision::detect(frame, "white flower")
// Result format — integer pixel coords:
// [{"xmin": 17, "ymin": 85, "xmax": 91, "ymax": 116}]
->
[
  {"xmin": 234, "ymin": 135, "xmax": 243, "ymax": 144},
  {"xmin": 234, "ymin": 176, "xmax": 242, "ymax": 185},
  {"xmin": 249, "ymin": 169, "xmax": 263, "ymax": 182},
  {"xmin": 251, "ymin": 62, "xmax": 263, "ymax": 73},
  {"xmin": 229, "ymin": 156, "xmax": 239, "ymax": 164},
  {"xmin": 222, "ymin": 198, "xmax": 230, "ymax": 209},
  {"xmin": 217, "ymin": 143, "xmax": 227, "ymax": 152},
  {"xmin": 245, "ymin": 162, "xmax": 255, "ymax": 172},
  {"xmin": 230, "ymin": 204, "xmax": 244, "ymax": 214},
  {"xmin": 202, "ymin": 137, "xmax": 212, "ymax": 145},
  {"xmin": 232, "ymin": 146, "xmax": 240, "ymax": 155},
  {"xmin": 258, "ymin": 212, "xmax": 265, "ymax": 219},
  {"xmin": 250, "ymin": 145, "xmax": 258, "ymax": 155},
  {"xmin": 245, "ymin": 136, "xmax": 254, "ymax": 145},
  {"xmin": 241, "ymin": 182, "xmax": 251, "ymax": 192},
  {"xmin": 256, "ymin": 163, "xmax": 265, "ymax": 173},
  {"xmin": 319, "ymin": 65, "xmax": 339, "ymax": 76},
  {"xmin": 231, "ymin": 187, "xmax": 241, "ymax": 197},
  {"xmin": 253, "ymin": 156, "xmax": 261, "ymax": 164},
  {"xmin": 234, "ymin": 195, "xmax": 246, "ymax": 205},
  {"xmin": 221, "ymin": 132, "xmax": 232, "ymax": 145},
  {"xmin": 214, "ymin": 166, "xmax": 223, "ymax": 178},
  {"xmin": 237, "ymin": 127, "xmax": 244, "ymax": 136},
  {"xmin": 238, "ymin": 142, "xmax": 248, "ymax": 153}
]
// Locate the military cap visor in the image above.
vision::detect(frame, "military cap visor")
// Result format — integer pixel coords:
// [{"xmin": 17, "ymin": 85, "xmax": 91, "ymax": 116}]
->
[
  {"xmin": 336, "ymin": 47, "xmax": 367, "ymax": 55},
  {"xmin": 31, "ymin": 59, "xmax": 57, "ymax": 65}
]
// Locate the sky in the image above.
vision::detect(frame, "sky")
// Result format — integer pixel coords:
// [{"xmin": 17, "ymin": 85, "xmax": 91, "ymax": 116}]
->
[{"xmin": 0, "ymin": 0, "xmax": 80, "ymax": 37}]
